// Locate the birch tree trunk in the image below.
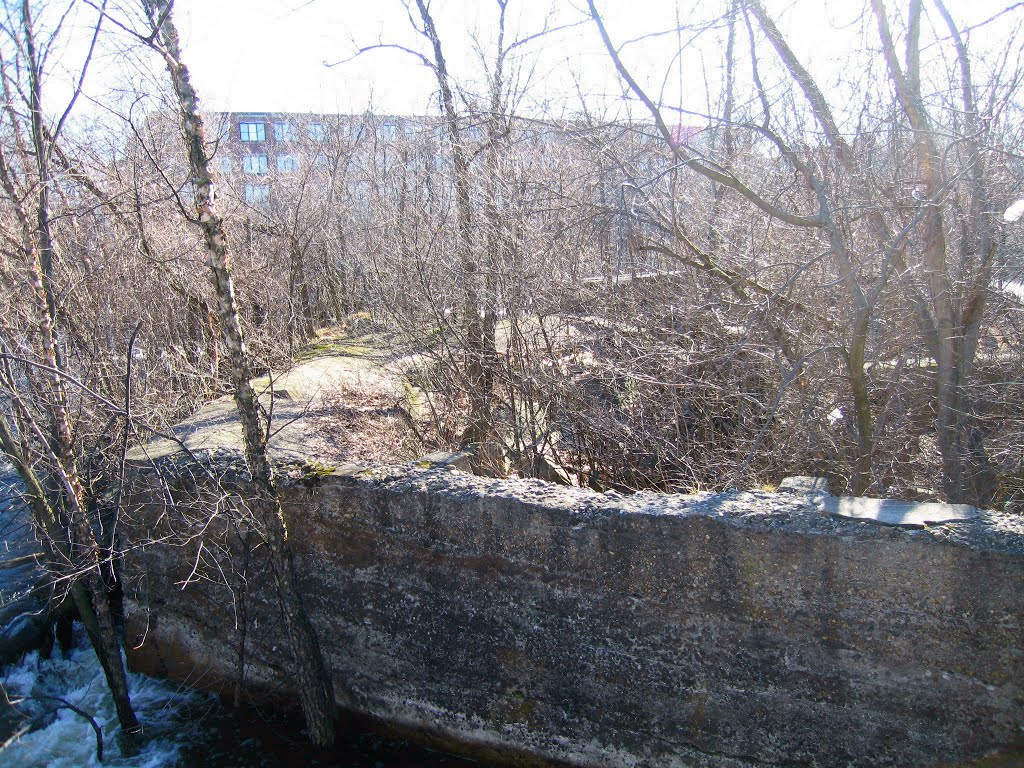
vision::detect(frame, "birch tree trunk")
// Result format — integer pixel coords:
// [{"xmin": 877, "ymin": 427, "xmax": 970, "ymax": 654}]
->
[{"xmin": 142, "ymin": 0, "xmax": 338, "ymax": 745}]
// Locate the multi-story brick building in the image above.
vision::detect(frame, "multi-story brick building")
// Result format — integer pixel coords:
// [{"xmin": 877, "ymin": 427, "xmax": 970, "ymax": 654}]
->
[
  {"xmin": 210, "ymin": 111, "xmax": 437, "ymax": 205},
  {"xmin": 204, "ymin": 109, "xmax": 704, "ymax": 282}
]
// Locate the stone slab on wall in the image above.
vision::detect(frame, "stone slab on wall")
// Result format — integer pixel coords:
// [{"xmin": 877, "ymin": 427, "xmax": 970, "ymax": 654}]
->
[{"xmin": 122, "ymin": 460, "xmax": 1024, "ymax": 767}]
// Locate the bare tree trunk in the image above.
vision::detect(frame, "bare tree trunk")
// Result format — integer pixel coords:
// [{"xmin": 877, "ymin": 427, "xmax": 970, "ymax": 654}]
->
[
  {"xmin": 142, "ymin": 0, "xmax": 337, "ymax": 745},
  {"xmin": 412, "ymin": 0, "xmax": 496, "ymax": 470},
  {"xmin": 706, "ymin": 0, "xmax": 738, "ymax": 253},
  {"xmin": 592, "ymin": 0, "xmax": 879, "ymax": 492},
  {"xmin": 322, "ymin": 248, "xmax": 348, "ymax": 323},
  {"xmin": 0, "ymin": 3, "xmax": 140, "ymax": 729},
  {"xmin": 474, "ymin": 0, "xmax": 518, "ymax": 475},
  {"xmin": 0, "ymin": 411, "xmax": 139, "ymax": 736},
  {"xmin": 933, "ymin": 0, "xmax": 998, "ymax": 506},
  {"xmin": 871, "ymin": 0, "xmax": 983, "ymax": 504}
]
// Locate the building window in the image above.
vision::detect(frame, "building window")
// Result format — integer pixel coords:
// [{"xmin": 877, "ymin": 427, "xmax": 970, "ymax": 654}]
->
[
  {"xmin": 243, "ymin": 155, "xmax": 268, "ymax": 174},
  {"xmin": 277, "ymin": 154, "xmax": 299, "ymax": 173},
  {"xmin": 239, "ymin": 122, "xmax": 265, "ymax": 142},
  {"xmin": 342, "ymin": 123, "xmax": 364, "ymax": 141},
  {"xmin": 274, "ymin": 122, "xmax": 296, "ymax": 142},
  {"xmin": 349, "ymin": 179, "xmax": 370, "ymax": 200},
  {"xmin": 308, "ymin": 123, "xmax": 326, "ymax": 141},
  {"xmin": 378, "ymin": 122, "xmax": 398, "ymax": 141},
  {"xmin": 244, "ymin": 183, "xmax": 269, "ymax": 204}
]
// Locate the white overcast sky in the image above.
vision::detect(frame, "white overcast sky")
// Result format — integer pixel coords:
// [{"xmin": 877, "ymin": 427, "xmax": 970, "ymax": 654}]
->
[
  {"xmin": 168, "ymin": 0, "xmax": 867, "ymax": 115},
  {"xmin": 37, "ymin": 0, "xmax": 1024, "ymax": 125},
  {"xmin": 171, "ymin": 0, "xmax": 649, "ymax": 116},
  {"xmin": 162, "ymin": 0, "xmax": 1019, "ymax": 120}
]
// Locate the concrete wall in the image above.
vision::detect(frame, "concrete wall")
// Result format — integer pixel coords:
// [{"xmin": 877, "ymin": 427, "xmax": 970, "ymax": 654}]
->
[{"xmin": 122, "ymin": 459, "xmax": 1024, "ymax": 767}]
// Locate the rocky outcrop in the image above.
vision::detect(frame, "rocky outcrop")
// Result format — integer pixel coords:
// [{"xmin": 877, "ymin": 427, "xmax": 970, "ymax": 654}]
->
[{"xmin": 122, "ymin": 456, "xmax": 1024, "ymax": 767}]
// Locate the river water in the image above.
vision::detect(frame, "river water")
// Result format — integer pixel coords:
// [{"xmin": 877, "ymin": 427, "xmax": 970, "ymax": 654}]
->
[
  {"xmin": 1, "ymin": 629, "xmax": 483, "ymax": 767},
  {"xmin": 0, "ymin": 463, "xmax": 482, "ymax": 767}
]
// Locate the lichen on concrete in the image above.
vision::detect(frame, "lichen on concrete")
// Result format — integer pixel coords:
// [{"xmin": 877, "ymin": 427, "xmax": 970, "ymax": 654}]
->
[{"xmin": 121, "ymin": 457, "xmax": 1024, "ymax": 767}]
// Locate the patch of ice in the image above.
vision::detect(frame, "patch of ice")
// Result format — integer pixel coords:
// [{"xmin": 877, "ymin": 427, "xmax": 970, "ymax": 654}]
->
[
  {"xmin": 1001, "ymin": 281, "xmax": 1024, "ymax": 301},
  {"xmin": 1003, "ymin": 199, "xmax": 1024, "ymax": 223}
]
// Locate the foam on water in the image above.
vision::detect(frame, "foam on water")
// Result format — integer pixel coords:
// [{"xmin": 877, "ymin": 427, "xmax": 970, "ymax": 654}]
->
[
  {"xmin": 0, "ymin": 467, "xmax": 480, "ymax": 767},
  {"xmin": 1, "ymin": 628, "xmax": 207, "ymax": 767}
]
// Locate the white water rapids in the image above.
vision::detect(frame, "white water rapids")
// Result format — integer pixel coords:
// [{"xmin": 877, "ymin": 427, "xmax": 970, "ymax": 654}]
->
[
  {"xmin": 0, "ymin": 630, "xmax": 481, "ymax": 768},
  {"xmin": 0, "ymin": 463, "xmax": 479, "ymax": 767},
  {"xmin": 0, "ymin": 461, "xmax": 210, "ymax": 767},
  {"xmin": 1, "ymin": 628, "xmax": 208, "ymax": 767}
]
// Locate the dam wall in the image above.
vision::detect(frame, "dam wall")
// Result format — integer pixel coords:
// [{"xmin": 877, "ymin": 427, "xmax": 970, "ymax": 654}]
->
[{"xmin": 122, "ymin": 457, "xmax": 1024, "ymax": 767}]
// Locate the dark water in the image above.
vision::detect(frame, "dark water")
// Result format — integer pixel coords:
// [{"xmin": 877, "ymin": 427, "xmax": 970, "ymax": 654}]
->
[
  {"xmin": 0, "ymin": 462, "xmax": 483, "ymax": 767},
  {"xmin": 176, "ymin": 697, "xmax": 483, "ymax": 768},
  {"xmin": 0, "ymin": 631, "xmax": 485, "ymax": 767}
]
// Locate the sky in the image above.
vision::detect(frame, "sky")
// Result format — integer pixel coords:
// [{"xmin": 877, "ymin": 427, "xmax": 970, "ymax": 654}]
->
[
  {"xmin": 168, "ymin": 0, "xmax": 848, "ymax": 117},
  {"xmin": 171, "ymin": 0, "xmax": 632, "ymax": 116},
  {"xmin": 160, "ymin": 0, "xmax": 1022, "ymax": 124},
  {"xmin": 29, "ymin": 0, "xmax": 1024, "ymax": 126}
]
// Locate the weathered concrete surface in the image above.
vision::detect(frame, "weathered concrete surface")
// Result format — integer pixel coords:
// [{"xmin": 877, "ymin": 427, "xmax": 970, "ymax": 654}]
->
[
  {"xmin": 818, "ymin": 495, "xmax": 979, "ymax": 528},
  {"xmin": 122, "ymin": 458, "xmax": 1024, "ymax": 767},
  {"xmin": 126, "ymin": 338, "xmax": 416, "ymax": 466}
]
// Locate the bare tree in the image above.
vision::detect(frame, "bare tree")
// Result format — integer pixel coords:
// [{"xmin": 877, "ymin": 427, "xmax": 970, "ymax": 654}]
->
[
  {"xmin": 869, "ymin": 0, "xmax": 1002, "ymax": 503},
  {"xmin": 137, "ymin": 0, "xmax": 338, "ymax": 746},
  {"xmin": 407, "ymin": 0, "xmax": 500, "ymax": 472},
  {"xmin": 0, "ymin": 0, "xmax": 140, "ymax": 735},
  {"xmin": 587, "ymin": 0, "xmax": 1022, "ymax": 504}
]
